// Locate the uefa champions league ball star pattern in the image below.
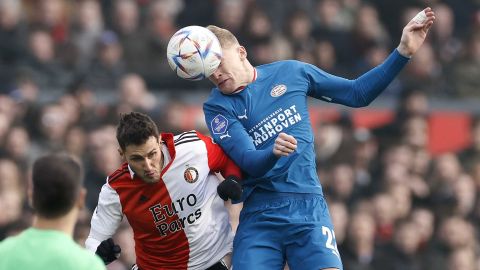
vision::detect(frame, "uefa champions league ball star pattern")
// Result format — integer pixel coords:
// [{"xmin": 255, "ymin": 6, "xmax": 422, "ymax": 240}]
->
[{"xmin": 167, "ymin": 26, "xmax": 222, "ymax": 81}]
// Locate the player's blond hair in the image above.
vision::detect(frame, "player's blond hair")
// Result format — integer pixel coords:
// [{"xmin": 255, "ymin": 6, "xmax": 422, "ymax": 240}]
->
[{"xmin": 206, "ymin": 25, "xmax": 239, "ymax": 48}]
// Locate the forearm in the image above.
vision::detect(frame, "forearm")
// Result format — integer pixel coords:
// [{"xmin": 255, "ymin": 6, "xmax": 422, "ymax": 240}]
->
[
  {"xmin": 85, "ymin": 183, "xmax": 122, "ymax": 251},
  {"xmin": 235, "ymin": 145, "xmax": 278, "ymax": 177},
  {"xmin": 308, "ymin": 49, "xmax": 409, "ymax": 107},
  {"xmin": 85, "ymin": 234, "xmax": 103, "ymax": 252},
  {"xmin": 350, "ymin": 49, "xmax": 410, "ymax": 107}
]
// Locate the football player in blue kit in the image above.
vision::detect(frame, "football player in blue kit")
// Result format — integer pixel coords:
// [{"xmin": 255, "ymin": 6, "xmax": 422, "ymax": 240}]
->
[{"xmin": 203, "ymin": 8, "xmax": 435, "ymax": 270}]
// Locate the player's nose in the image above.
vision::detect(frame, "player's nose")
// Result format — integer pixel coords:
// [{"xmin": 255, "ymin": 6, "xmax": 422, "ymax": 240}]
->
[
  {"xmin": 144, "ymin": 159, "xmax": 153, "ymax": 171},
  {"xmin": 211, "ymin": 69, "xmax": 222, "ymax": 80}
]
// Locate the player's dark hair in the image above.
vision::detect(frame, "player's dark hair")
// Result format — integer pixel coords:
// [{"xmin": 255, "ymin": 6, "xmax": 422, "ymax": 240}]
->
[
  {"xmin": 32, "ymin": 154, "xmax": 83, "ymax": 218},
  {"xmin": 116, "ymin": 112, "xmax": 159, "ymax": 150}
]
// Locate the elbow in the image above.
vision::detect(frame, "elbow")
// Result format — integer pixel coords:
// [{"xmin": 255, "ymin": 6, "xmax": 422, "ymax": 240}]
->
[
  {"xmin": 355, "ymin": 101, "xmax": 372, "ymax": 108},
  {"xmin": 238, "ymin": 157, "xmax": 268, "ymax": 178},
  {"xmin": 248, "ymin": 168, "xmax": 267, "ymax": 178},
  {"xmin": 350, "ymin": 93, "xmax": 374, "ymax": 108},
  {"xmin": 347, "ymin": 99, "xmax": 371, "ymax": 108}
]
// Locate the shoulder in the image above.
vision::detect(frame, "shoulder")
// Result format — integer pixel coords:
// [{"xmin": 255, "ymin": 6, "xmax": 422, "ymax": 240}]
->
[
  {"xmin": 107, "ymin": 163, "xmax": 129, "ymax": 184},
  {"xmin": 173, "ymin": 130, "xmax": 209, "ymax": 159},
  {"xmin": 0, "ymin": 234, "xmax": 20, "ymax": 252},
  {"xmin": 203, "ymin": 88, "xmax": 232, "ymax": 110},
  {"xmin": 258, "ymin": 60, "xmax": 306, "ymax": 71},
  {"xmin": 255, "ymin": 60, "xmax": 308, "ymax": 81},
  {"xmin": 68, "ymin": 243, "xmax": 106, "ymax": 270},
  {"xmin": 174, "ymin": 130, "xmax": 201, "ymax": 146}
]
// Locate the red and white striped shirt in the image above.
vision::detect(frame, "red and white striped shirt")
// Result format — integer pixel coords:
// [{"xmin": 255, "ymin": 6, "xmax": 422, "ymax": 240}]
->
[{"xmin": 86, "ymin": 131, "xmax": 241, "ymax": 270}]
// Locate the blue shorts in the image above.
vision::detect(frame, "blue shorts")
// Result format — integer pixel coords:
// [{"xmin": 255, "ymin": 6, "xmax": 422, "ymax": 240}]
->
[{"xmin": 232, "ymin": 191, "xmax": 343, "ymax": 270}]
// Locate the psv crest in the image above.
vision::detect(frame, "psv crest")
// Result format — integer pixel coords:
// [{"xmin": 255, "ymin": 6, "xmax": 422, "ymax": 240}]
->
[
  {"xmin": 270, "ymin": 84, "xmax": 287, "ymax": 97},
  {"xmin": 184, "ymin": 167, "xmax": 199, "ymax": 183}
]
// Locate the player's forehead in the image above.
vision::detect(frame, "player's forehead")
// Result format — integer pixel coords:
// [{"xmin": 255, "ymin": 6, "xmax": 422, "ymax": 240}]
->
[
  {"xmin": 220, "ymin": 45, "xmax": 240, "ymax": 61},
  {"xmin": 124, "ymin": 136, "xmax": 159, "ymax": 157}
]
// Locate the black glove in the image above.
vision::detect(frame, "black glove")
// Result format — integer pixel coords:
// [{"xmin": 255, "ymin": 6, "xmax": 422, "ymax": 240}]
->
[
  {"xmin": 95, "ymin": 238, "xmax": 121, "ymax": 265},
  {"xmin": 217, "ymin": 176, "xmax": 242, "ymax": 201}
]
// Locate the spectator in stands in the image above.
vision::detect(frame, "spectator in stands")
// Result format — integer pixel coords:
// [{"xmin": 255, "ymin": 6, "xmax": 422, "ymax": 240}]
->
[
  {"xmin": 18, "ymin": 28, "xmax": 71, "ymax": 90},
  {"xmin": 374, "ymin": 220, "xmax": 423, "ymax": 270},
  {"xmin": 70, "ymin": 0, "xmax": 104, "ymax": 70},
  {"xmin": 0, "ymin": 0, "xmax": 27, "ymax": 90},
  {"xmin": 339, "ymin": 210, "xmax": 377, "ymax": 270}
]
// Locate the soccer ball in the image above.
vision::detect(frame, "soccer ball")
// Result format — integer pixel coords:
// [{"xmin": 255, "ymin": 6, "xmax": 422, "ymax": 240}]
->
[{"xmin": 166, "ymin": 26, "xmax": 222, "ymax": 81}]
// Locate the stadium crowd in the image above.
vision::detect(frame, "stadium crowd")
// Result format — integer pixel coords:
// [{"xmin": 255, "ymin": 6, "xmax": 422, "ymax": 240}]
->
[{"xmin": 0, "ymin": 0, "xmax": 479, "ymax": 269}]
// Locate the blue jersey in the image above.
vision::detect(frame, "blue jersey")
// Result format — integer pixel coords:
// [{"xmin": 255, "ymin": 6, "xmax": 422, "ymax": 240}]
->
[{"xmin": 204, "ymin": 49, "xmax": 409, "ymax": 201}]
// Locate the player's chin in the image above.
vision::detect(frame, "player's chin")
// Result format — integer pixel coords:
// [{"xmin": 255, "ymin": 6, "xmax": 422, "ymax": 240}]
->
[
  {"xmin": 219, "ymin": 88, "xmax": 235, "ymax": 95},
  {"xmin": 142, "ymin": 175, "xmax": 160, "ymax": 184}
]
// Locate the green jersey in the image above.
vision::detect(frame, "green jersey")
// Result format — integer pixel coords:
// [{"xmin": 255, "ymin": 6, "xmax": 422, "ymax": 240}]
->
[{"xmin": 0, "ymin": 228, "xmax": 105, "ymax": 270}]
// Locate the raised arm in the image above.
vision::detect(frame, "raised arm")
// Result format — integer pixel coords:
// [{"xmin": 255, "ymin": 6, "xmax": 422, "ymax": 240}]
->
[
  {"xmin": 397, "ymin": 7, "xmax": 436, "ymax": 57},
  {"xmin": 307, "ymin": 7, "xmax": 435, "ymax": 108}
]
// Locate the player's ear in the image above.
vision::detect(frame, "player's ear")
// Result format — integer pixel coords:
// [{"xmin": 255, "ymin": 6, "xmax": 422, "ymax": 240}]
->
[
  {"xmin": 118, "ymin": 148, "xmax": 124, "ymax": 158},
  {"xmin": 76, "ymin": 187, "xmax": 87, "ymax": 210},
  {"xmin": 238, "ymin": 46, "xmax": 247, "ymax": 60},
  {"xmin": 27, "ymin": 178, "xmax": 33, "ymax": 209}
]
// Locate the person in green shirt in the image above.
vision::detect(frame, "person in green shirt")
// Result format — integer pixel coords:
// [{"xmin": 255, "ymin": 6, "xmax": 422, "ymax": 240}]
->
[{"xmin": 0, "ymin": 154, "xmax": 106, "ymax": 270}]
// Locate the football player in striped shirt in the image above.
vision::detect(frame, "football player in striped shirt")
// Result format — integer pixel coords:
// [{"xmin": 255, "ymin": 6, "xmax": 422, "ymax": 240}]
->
[{"xmin": 86, "ymin": 112, "xmax": 243, "ymax": 270}]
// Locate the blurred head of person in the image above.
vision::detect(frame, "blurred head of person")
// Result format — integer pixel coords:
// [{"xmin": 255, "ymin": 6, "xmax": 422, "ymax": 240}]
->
[
  {"xmin": 0, "ymin": 159, "xmax": 23, "ymax": 226},
  {"xmin": 432, "ymin": 153, "xmax": 463, "ymax": 185},
  {"xmin": 118, "ymin": 73, "xmax": 156, "ymax": 112},
  {"xmin": 452, "ymin": 174, "xmax": 477, "ymax": 217},
  {"xmin": 447, "ymin": 248, "xmax": 477, "ymax": 270},
  {"xmin": 0, "ymin": 0, "xmax": 22, "ymax": 29},
  {"xmin": 328, "ymin": 200, "xmax": 349, "ymax": 245},
  {"xmin": 410, "ymin": 207, "xmax": 435, "ymax": 247},
  {"xmin": 372, "ymin": 192, "xmax": 397, "ymax": 239},
  {"xmin": 387, "ymin": 183, "xmax": 412, "ymax": 220},
  {"xmin": 87, "ymin": 125, "xmax": 122, "ymax": 176},
  {"xmin": 30, "ymin": 154, "xmax": 85, "ymax": 220},
  {"xmin": 438, "ymin": 217, "xmax": 476, "ymax": 251},
  {"xmin": 39, "ymin": 103, "xmax": 69, "ymax": 142},
  {"xmin": 401, "ymin": 115, "xmax": 429, "ymax": 150},
  {"xmin": 4, "ymin": 125, "xmax": 30, "ymax": 162},
  {"xmin": 393, "ymin": 220, "xmax": 421, "ymax": 256},
  {"xmin": 147, "ymin": 0, "xmax": 179, "ymax": 41},
  {"xmin": 346, "ymin": 210, "xmax": 376, "ymax": 247},
  {"xmin": 328, "ymin": 163, "xmax": 355, "ymax": 202},
  {"xmin": 215, "ymin": 0, "xmax": 246, "ymax": 34},
  {"xmin": 113, "ymin": 0, "xmax": 139, "ymax": 34},
  {"xmin": 28, "ymin": 28, "xmax": 55, "ymax": 63},
  {"xmin": 75, "ymin": 0, "xmax": 103, "ymax": 32},
  {"xmin": 97, "ymin": 31, "xmax": 123, "ymax": 66}
]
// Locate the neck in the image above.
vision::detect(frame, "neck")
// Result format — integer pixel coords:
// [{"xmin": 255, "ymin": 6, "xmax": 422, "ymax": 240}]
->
[
  {"xmin": 32, "ymin": 208, "xmax": 78, "ymax": 236},
  {"xmin": 159, "ymin": 143, "xmax": 165, "ymax": 172},
  {"xmin": 243, "ymin": 63, "xmax": 255, "ymax": 85},
  {"xmin": 233, "ymin": 64, "xmax": 256, "ymax": 93}
]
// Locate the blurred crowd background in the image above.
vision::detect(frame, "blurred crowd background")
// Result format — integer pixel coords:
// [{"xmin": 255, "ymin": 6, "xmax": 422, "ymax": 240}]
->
[{"xmin": 0, "ymin": 0, "xmax": 479, "ymax": 269}]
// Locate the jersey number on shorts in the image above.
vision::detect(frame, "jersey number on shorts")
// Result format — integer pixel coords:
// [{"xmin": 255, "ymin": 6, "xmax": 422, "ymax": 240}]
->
[{"xmin": 322, "ymin": 226, "xmax": 340, "ymax": 259}]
